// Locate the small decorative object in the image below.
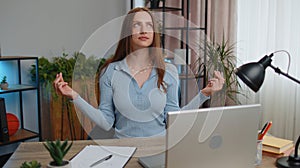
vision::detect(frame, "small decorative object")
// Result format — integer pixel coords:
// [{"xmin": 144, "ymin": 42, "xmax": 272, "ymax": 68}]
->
[
  {"xmin": 145, "ymin": 0, "xmax": 163, "ymax": 9},
  {"xmin": 6, "ymin": 113, "xmax": 20, "ymax": 136},
  {"xmin": 0, "ymin": 76, "xmax": 8, "ymax": 90},
  {"xmin": 150, "ymin": 0, "xmax": 161, "ymax": 8},
  {"xmin": 20, "ymin": 160, "xmax": 42, "ymax": 168},
  {"xmin": 43, "ymin": 139, "xmax": 73, "ymax": 168}
]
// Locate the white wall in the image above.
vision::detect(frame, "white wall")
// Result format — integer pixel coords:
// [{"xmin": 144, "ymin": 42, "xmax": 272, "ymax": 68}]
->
[
  {"xmin": 0, "ymin": 0, "xmax": 127, "ymax": 155},
  {"xmin": 0, "ymin": 0, "xmax": 127, "ymax": 57}
]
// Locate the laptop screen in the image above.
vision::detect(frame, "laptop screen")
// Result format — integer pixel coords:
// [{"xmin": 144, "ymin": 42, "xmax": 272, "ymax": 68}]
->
[{"xmin": 166, "ymin": 104, "xmax": 260, "ymax": 168}]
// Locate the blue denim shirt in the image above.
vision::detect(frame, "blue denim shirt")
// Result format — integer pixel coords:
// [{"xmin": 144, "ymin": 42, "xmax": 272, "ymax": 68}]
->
[{"xmin": 73, "ymin": 58, "xmax": 209, "ymax": 138}]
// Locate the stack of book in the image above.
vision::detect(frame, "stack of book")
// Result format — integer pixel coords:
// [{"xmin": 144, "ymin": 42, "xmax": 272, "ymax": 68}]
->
[{"xmin": 262, "ymin": 135, "xmax": 294, "ymax": 158}]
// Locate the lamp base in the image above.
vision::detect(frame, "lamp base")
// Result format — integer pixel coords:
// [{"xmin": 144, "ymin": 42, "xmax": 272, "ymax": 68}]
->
[{"xmin": 276, "ymin": 154, "xmax": 300, "ymax": 168}]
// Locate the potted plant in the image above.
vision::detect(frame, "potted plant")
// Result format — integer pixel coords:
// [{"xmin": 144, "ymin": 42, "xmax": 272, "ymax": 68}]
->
[
  {"xmin": 0, "ymin": 75, "xmax": 8, "ymax": 90},
  {"xmin": 20, "ymin": 160, "xmax": 42, "ymax": 168},
  {"xmin": 30, "ymin": 52, "xmax": 106, "ymax": 140},
  {"xmin": 195, "ymin": 37, "xmax": 245, "ymax": 106},
  {"xmin": 43, "ymin": 139, "xmax": 73, "ymax": 168}
]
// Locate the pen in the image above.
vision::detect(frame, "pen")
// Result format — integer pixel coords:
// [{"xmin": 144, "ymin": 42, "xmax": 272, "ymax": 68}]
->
[
  {"xmin": 258, "ymin": 121, "xmax": 272, "ymax": 140},
  {"xmin": 260, "ymin": 121, "xmax": 269, "ymax": 134},
  {"xmin": 258, "ymin": 121, "xmax": 269, "ymax": 140},
  {"xmin": 258, "ymin": 121, "xmax": 268, "ymax": 140},
  {"xmin": 90, "ymin": 154, "xmax": 113, "ymax": 167}
]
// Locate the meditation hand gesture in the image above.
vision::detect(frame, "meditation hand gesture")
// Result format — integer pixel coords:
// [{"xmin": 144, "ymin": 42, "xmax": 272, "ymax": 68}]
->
[
  {"xmin": 53, "ymin": 72, "xmax": 78, "ymax": 100},
  {"xmin": 201, "ymin": 71, "xmax": 225, "ymax": 96}
]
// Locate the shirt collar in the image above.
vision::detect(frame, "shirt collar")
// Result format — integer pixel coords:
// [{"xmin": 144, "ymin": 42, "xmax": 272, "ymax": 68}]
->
[
  {"xmin": 114, "ymin": 58, "xmax": 129, "ymax": 73},
  {"xmin": 114, "ymin": 58, "xmax": 157, "ymax": 78}
]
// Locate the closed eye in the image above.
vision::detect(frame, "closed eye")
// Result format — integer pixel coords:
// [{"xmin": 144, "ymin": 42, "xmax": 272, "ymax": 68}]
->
[
  {"xmin": 146, "ymin": 23, "xmax": 153, "ymax": 28},
  {"xmin": 133, "ymin": 22, "xmax": 141, "ymax": 28}
]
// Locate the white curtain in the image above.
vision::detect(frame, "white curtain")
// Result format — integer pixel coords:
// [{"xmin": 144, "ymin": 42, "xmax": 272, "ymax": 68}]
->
[{"xmin": 237, "ymin": 0, "xmax": 300, "ymax": 141}]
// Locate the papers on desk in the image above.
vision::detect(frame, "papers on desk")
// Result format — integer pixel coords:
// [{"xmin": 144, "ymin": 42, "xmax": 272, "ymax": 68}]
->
[{"xmin": 70, "ymin": 145, "xmax": 137, "ymax": 168}]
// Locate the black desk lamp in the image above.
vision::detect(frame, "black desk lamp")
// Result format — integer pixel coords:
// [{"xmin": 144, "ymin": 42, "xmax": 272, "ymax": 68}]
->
[{"xmin": 235, "ymin": 50, "xmax": 300, "ymax": 168}]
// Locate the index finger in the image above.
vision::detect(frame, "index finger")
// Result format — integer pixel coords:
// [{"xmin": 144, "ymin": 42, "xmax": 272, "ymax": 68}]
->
[
  {"xmin": 53, "ymin": 73, "xmax": 64, "ymax": 84},
  {"xmin": 214, "ymin": 71, "xmax": 224, "ymax": 80}
]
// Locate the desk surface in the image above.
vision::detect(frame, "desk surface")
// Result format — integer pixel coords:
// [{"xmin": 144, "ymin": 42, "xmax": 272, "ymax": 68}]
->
[{"xmin": 4, "ymin": 137, "xmax": 276, "ymax": 168}]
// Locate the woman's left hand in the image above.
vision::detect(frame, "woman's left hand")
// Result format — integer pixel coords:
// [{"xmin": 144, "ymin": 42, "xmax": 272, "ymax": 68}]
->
[{"xmin": 201, "ymin": 71, "xmax": 225, "ymax": 96}]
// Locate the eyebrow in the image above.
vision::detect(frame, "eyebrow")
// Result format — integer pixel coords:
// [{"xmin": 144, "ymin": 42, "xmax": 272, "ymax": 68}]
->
[{"xmin": 132, "ymin": 21, "xmax": 153, "ymax": 24}]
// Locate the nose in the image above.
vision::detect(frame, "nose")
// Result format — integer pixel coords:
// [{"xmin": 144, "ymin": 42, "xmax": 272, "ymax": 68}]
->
[{"xmin": 140, "ymin": 24, "xmax": 147, "ymax": 34}]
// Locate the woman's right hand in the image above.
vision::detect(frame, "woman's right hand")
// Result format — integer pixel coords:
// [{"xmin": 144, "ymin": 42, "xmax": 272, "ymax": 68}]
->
[
  {"xmin": 53, "ymin": 72, "xmax": 78, "ymax": 100},
  {"xmin": 201, "ymin": 71, "xmax": 225, "ymax": 97}
]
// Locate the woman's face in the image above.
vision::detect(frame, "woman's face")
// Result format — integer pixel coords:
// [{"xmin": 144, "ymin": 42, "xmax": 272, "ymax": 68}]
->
[{"xmin": 131, "ymin": 11, "xmax": 154, "ymax": 51}]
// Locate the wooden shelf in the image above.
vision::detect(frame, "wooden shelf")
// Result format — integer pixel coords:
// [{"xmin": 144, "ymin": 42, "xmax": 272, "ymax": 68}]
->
[
  {"xmin": 0, "ymin": 129, "xmax": 39, "ymax": 146},
  {"xmin": 150, "ymin": 7, "xmax": 181, "ymax": 12},
  {"xmin": 165, "ymin": 27, "xmax": 206, "ymax": 30},
  {"xmin": 179, "ymin": 74, "xmax": 196, "ymax": 79},
  {"xmin": 0, "ymin": 84, "xmax": 38, "ymax": 94},
  {"xmin": 0, "ymin": 56, "xmax": 38, "ymax": 60},
  {"xmin": 0, "ymin": 56, "xmax": 41, "ymax": 148}
]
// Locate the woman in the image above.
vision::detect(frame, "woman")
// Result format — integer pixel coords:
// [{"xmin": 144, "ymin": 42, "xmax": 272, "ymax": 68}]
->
[{"xmin": 53, "ymin": 7, "xmax": 224, "ymax": 138}]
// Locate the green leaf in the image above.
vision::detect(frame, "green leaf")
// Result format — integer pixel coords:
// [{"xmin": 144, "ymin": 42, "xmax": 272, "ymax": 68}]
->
[
  {"xmin": 195, "ymin": 35, "xmax": 245, "ymax": 104},
  {"xmin": 30, "ymin": 52, "xmax": 106, "ymax": 140},
  {"xmin": 43, "ymin": 139, "xmax": 72, "ymax": 166},
  {"xmin": 20, "ymin": 160, "xmax": 41, "ymax": 168},
  {"xmin": 61, "ymin": 139, "xmax": 68, "ymax": 151},
  {"xmin": 63, "ymin": 141, "xmax": 73, "ymax": 156}
]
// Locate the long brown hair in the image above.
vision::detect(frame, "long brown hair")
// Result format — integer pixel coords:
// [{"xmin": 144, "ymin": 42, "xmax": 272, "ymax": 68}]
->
[{"xmin": 95, "ymin": 7, "xmax": 166, "ymax": 104}]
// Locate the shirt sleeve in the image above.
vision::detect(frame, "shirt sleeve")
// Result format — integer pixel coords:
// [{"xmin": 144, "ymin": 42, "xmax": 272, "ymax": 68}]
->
[
  {"xmin": 164, "ymin": 63, "xmax": 210, "ymax": 114},
  {"xmin": 72, "ymin": 66, "xmax": 115, "ymax": 131},
  {"xmin": 163, "ymin": 64, "xmax": 181, "ymax": 115},
  {"xmin": 181, "ymin": 91, "xmax": 210, "ymax": 110}
]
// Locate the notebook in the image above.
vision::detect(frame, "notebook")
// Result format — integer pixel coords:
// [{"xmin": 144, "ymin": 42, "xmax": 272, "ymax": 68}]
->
[
  {"xmin": 138, "ymin": 104, "xmax": 261, "ymax": 168},
  {"xmin": 71, "ymin": 145, "xmax": 136, "ymax": 168}
]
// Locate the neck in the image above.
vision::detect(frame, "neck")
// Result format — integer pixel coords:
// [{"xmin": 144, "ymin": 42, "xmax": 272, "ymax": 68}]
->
[{"xmin": 127, "ymin": 49, "xmax": 152, "ymax": 68}]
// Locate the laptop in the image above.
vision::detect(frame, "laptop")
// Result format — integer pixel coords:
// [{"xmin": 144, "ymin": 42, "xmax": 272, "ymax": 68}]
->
[{"xmin": 138, "ymin": 104, "xmax": 261, "ymax": 168}]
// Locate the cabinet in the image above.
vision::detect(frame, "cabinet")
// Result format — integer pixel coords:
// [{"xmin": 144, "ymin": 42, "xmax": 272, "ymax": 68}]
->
[
  {"xmin": 0, "ymin": 56, "xmax": 41, "ymax": 146},
  {"xmin": 163, "ymin": 0, "xmax": 208, "ymax": 106},
  {"xmin": 131, "ymin": 0, "xmax": 208, "ymax": 106}
]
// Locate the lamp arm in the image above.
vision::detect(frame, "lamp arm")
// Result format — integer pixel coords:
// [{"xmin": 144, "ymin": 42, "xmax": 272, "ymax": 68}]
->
[
  {"xmin": 270, "ymin": 63, "xmax": 300, "ymax": 158},
  {"xmin": 270, "ymin": 51, "xmax": 300, "ymax": 158},
  {"xmin": 295, "ymin": 135, "xmax": 300, "ymax": 157},
  {"xmin": 269, "ymin": 64, "xmax": 300, "ymax": 84}
]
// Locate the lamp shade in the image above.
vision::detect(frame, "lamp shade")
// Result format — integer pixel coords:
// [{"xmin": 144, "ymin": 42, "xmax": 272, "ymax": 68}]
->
[
  {"xmin": 235, "ymin": 55, "xmax": 273, "ymax": 92},
  {"xmin": 235, "ymin": 63, "xmax": 265, "ymax": 92}
]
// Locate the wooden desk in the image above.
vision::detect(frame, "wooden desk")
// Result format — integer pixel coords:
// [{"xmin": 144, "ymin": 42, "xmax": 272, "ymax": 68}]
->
[{"xmin": 4, "ymin": 137, "xmax": 277, "ymax": 168}]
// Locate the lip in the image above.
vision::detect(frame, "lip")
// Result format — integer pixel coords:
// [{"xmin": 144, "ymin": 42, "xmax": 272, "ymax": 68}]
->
[{"xmin": 138, "ymin": 36, "xmax": 149, "ymax": 40}]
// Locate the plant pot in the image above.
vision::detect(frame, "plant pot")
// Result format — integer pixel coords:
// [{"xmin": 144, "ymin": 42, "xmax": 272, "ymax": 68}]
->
[
  {"xmin": 0, "ymin": 82, "xmax": 8, "ymax": 90},
  {"xmin": 47, "ymin": 160, "xmax": 71, "ymax": 168}
]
